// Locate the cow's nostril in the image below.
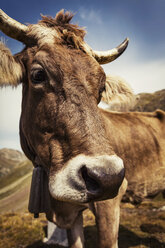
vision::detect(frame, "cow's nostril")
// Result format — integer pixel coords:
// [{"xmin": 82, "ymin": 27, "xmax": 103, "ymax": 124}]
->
[{"xmin": 81, "ymin": 166, "xmax": 100, "ymax": 194}]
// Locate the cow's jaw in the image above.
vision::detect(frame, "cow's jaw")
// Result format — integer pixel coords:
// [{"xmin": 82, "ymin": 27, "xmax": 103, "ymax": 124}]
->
[{"xmin": 46, "ymin": 199, "xmax": 87, "ymax": 228}]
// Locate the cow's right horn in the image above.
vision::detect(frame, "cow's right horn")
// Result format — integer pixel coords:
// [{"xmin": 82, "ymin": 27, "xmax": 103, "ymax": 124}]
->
[
  {"xmin": 0, "ymin": 9, "xmax": 31, "ymax": 44},
  {"xmin": 93, "ymin": 38, "xmax": 129, "ymax": 64}
]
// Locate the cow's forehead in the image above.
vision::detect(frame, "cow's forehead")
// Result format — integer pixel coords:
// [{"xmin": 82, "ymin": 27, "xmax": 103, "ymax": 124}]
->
[
  {"xmin": 28, "ymin": 37, "xmax": 102, "ymax": 79},
  {"xmin": 28, "ymin": 24, "xmax": 60, "ymax": 46},
  {"xmin": 27, "ymin": 15, "xmax": 86, "ymax": 50}
]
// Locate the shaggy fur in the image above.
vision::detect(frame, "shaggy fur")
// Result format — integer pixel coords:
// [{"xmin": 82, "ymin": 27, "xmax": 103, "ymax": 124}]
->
[
  {"xmin": 0, "ymin": 42, "xmax": 22, "ymax": 86},
  {"xmin": 27, "ymin": 9, "xmax": 86, "ymax": 50},
  {"xmin": 102, "ymin": 74, "xmax": 135, "ymax": 110}
]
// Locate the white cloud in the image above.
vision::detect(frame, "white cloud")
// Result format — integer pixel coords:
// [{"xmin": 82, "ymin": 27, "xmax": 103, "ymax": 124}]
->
[{"xmin": 79, "ymin": 7, "xmax": 103, "ymax": 25}]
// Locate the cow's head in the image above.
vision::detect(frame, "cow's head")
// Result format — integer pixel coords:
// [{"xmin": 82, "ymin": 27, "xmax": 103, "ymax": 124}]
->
[{"xmin": 0, "ymin": 9, "xmax": 129, "ymax": 227}]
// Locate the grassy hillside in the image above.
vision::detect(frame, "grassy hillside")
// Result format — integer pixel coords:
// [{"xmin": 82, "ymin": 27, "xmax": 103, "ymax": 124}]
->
[
  {"xmin": 0, "ymin": 148, "xmax": 27, "ymax": 178},
  {"xmin": 132, "ymin": 89, "xmax": 165, "ymax": 112},
  {"xmin": 0, "ymin": 173, "xmax": 32, "ymax": 213},
  {"xmin": 0, "ymin": 148, "xmax": 33, "ymax": 213},
  {"xmin": 0, "ymin": 160, "xmax": 32, "ymax": 190}
]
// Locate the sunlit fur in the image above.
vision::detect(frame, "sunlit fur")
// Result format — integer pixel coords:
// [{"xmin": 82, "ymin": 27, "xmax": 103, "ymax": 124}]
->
[
  {"xmin": 102, "ymin": 74, "xmax": 134, "ymax": 109},
  {"xmin": 27, "ymin": 9, "xmax": 86, "ymax": 49},
  {"xmin": 0, "ymin": 42, "xmax": 22, "ymax": 86}
]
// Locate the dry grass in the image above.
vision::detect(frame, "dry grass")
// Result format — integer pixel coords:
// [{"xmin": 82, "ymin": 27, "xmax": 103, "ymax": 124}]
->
[
  {"xmin": 0, "ymin": 212, "xmax": 46, "ymax": 248},
  {"xmin": 0, "ymin": 196, "xmax": 165, "ymax": 248},
  {"xmin": 119, "ymin": 198, "xmax": 165, "ymax": 248}
]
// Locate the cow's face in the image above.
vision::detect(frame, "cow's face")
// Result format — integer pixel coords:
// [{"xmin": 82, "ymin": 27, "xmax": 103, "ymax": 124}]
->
[
  {"xmin": 0, "ymin": 9, "xmax": 129, "ymax": 227},
  {"xmin": 20, "ymin": 41, "xmax": 124, "ymax": 203}
]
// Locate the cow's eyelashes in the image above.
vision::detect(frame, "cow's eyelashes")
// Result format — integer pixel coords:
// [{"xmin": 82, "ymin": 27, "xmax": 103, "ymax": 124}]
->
[{"xmin": 31, "ymin": 69, "xmax": 46, "ymax": 84}]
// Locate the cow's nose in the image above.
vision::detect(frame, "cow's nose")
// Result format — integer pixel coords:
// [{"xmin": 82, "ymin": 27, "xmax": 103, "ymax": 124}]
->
[
  {"xmin": 79, "ymin": 155, "xmax": 125, "ymax": 201},
  {"xmin": 49, "ymin": 154, "xmax": 125, "ymax": 203},
  {"xmin": 80, "ymin": 165, "xmax": 101, "ymax": 194}
]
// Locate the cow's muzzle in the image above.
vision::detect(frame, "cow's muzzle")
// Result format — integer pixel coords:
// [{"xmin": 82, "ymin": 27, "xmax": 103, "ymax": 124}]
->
[{"xmin": 49, "ymin": 155, "xmax": 125, "ymax": 203}]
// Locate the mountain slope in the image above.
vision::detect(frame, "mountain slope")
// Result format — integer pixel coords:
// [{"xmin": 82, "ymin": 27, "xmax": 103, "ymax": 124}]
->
[
  {"xmin": 0, "ymin": 148, "xmax": 26, "ymax": 178},
  {"xmin": 132, "ymin": 89, "xmax": 165, "ymax": 112},
  {"xmin": 0, "ymin": 148, "xmax": 33, "ymax": 212}
]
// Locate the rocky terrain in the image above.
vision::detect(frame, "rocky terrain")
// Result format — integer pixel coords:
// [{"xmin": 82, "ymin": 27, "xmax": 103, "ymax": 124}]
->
[
  {"xmin": 132, "ymin": 89, "xmax": 165, "ymax": 112},
  {"xmin": 107, "ymin": 89, "xmax": 165, "ymax": 112}
]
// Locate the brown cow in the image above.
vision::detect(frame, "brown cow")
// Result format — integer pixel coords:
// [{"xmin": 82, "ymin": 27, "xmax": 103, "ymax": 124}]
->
[
  {"xmin": 1, "ymin": 9, "xmax": 164, "ymax": 248},
  {"xmin": 0, "ymin": 9, "xmax": 130, "ymax": 248},
  {"xmin": 45, "ymin": 108, "xmax": 165, "ymax": 247}
]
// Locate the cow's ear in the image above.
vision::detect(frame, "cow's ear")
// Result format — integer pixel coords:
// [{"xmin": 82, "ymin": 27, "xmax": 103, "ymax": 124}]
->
[
  {"xmin": 0, "ymin": 42, "xmax": 23, "ymax": 87},
  {"xmin": 102, "ymin": 74, "xmax": 134, "ymax": 106}
]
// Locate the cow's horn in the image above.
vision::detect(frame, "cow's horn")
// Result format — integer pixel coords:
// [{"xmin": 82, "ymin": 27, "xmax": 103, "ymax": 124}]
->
[
  {"xmin": 0, "ymin": 9, "xmax": 30, "ymax": 44},
  {"xmin": 92, "ymin": 38, "xmax": 129, "ymax": 64}
]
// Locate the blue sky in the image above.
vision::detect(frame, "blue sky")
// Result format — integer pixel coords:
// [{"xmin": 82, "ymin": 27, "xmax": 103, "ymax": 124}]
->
[{"xmin": 0, "ymin": 0, "xmax": 165, "ymax": 151}]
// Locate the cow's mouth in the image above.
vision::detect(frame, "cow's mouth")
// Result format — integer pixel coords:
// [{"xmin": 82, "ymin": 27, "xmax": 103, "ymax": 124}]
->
[{"xmin": 46, "ymin": 198, "xmax": 87, "ymax": 228}]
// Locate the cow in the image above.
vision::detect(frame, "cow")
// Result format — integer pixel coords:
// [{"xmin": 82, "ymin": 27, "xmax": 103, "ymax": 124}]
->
[
  {"xmin": 0, "ymin": 9, "xmax": 165, "ymax": 248},
  {"xmin": 45, "ymin": 108, "xmax": 165, "ymax": 247}
]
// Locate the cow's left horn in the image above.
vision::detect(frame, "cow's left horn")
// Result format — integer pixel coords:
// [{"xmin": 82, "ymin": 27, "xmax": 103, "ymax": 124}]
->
[
  {"xmin": 0, "ymin": 9, "xmax": 31, "ymax": 44},
  {"xmin": 93, "ymin": 38, "xmax": 129, "ymax": 64}
]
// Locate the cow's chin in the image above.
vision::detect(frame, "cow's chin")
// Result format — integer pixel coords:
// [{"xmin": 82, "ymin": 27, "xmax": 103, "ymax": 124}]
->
[{"xmin": 46, "ymin": 198, "xmax": 87, "ymax": 229}]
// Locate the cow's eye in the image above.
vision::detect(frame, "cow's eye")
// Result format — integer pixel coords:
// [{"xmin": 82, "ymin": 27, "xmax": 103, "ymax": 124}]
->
[
  {"xmin": 99, "ymin": 85, "xmax": 106, "ymax": 100},
  {"xmin": 31, "ymin": 69, "xmax": 46, "ymax": 84},
  {"xmin": 98, "ymin": 85, "xmax": 106, "ymax": 103},
  {"xmin": 99, "ymin": 74, "xmax": 106, "ymax": 96},
  {"xmin": 99, "ymin": 85, "xmax": 106, "ymax": 95}
]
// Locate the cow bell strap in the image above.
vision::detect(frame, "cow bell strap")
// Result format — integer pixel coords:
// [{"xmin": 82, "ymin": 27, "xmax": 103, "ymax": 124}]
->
[{"xmin": 28, "ymin": 166, "xmax": 51, "ymax": 218}]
